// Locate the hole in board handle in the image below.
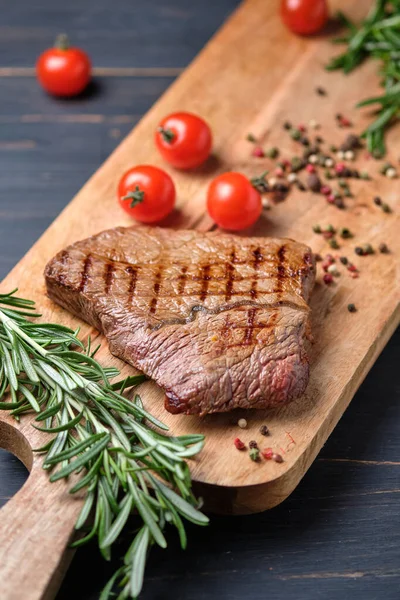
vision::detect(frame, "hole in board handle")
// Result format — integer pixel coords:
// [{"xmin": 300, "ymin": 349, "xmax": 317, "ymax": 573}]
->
[{"xmin": 0, "ymin": 421, "xmax": 31, "ymax": 508}]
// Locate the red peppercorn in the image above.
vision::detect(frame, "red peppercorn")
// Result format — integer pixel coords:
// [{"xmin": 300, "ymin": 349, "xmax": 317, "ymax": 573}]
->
[
  {"xmin": 323, "ymin": 273, "xmax": 333, "ymax": 284},
  {"xmin": 350, "ymin": 272, "xmax": 359, "ymax": 279},
  {"xmin": 234, "ymin": 438, "xmax": 246, "ymax": 450},
  {"xmin": 306, "ymin": 164, "xmax": 316, "ymax": 173},
  {"xmin": 322, "ymin": 230, "xmax": 334, "ymax": 239},
  {"xmin": 347, "ymin": 264, "xmax": 358, "ymax": 272},
  {"xmin": 321, "ymin": 261, "xmax": 330, "ymax": 272},
  {"xmin": 321, "ymin": 185, "xmax": 331, "ymax": 195},
  {"xmin": 335, "ymin": 162, "xmax": 345, "ymax": 174},
  {"xmin": 298, "ymin": 124, "xmax": 306, "ymax": 132},
  {"xmin": 275, "ymin": 167, "xmax": 284, "ymax": 177},
  {"xmin": 252, "ymin": 146, "xmax": 264, "ymax": 158},
  {"xmin": 282, "ymin": 159, "xmax": 291, "ymax": 168},
  {"xmin": 321, "ymin": 254, "xmax": 335, "ymax": 271},
  {"xmin": 262, "ymin": 448, "xmax": 274, "ymax": 460},
  {"xmin": 327, "ymin": 193, "xmax": 336, "ymax": 204},
  {"xmin": 339, "ymin": 116, "xmax": 352, "ymax": 127}
]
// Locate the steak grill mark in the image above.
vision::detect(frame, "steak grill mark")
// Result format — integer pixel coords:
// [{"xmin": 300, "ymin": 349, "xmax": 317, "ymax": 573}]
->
[
  {"xmin": 78, "ymin": 254, "xmax": 92, "ymax": 292},
  {"xmin": 178, "ymin": 265, "xmax": 188, "ymax": 295},
  {"xmin": 104, "ymin": 262, "xmax": 115, "ymax": 294},
  {"xmin": 243, "ymin": 307, "xmax": 257, "ymax": 345},
  {"xmin": 58, "ymin": 250, "xmax": 69, "ymax": 284},
  {"xmin": 199, "ymin": 264, "xmax": 211, "ymax": 301},
  {"xmin": 277, "ymin": 244, "xmax": 286, "ymax": 299},
  {"xmin": 125, "ymin": 266, "xmax": 139, "ymax": 304},
  {"xmin": 250, "ymin": 246, "xmax": 264, "ymax": 299},
  {"xmin": 225, "ymin": 249, "xmax": 237, "ymax": 301},
  {"xmin": 149, "ymin": 266, "xmax": 163, "ymax": 315}
]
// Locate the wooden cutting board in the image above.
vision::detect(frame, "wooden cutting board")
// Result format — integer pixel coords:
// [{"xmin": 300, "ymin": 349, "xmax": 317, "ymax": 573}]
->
[{"xmin": 0, "ymin": 0, "xmax": 399, "ymax": 598}]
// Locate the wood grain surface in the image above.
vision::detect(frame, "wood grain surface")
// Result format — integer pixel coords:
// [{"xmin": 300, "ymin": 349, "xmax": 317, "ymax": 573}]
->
[{"xmin": 0, "ymin": 0, "xmax": 399, "ymax": 599}]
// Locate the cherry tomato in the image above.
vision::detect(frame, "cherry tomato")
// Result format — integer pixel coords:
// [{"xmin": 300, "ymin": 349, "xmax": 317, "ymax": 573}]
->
[
  {"xmin": 207, "ymin": 172, "xmax": 262, "ymax": 231},
  {"xmin": 118, "ymin": 165, "xmax": 176, "ymax": 223},
  {"xmin": 281, "ymin": 0, "xmax": 328, "ymax": 35},
  {"xmin": 155, "ymin": 112, "xmax": 212, "ymax": 169},
  {"xmin": 36, "ymin": 34, "xmax": 91, "ymax": 97}
]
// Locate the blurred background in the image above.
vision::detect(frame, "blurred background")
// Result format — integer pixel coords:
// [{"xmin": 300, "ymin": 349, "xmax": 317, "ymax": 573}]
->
[
  {"xmin": 0, "ymin": 0, "xmax": 239, "ymax": 280},
  {"xmin": 0, "ymin": 1, "xmax": 399, "ymax": 599}
]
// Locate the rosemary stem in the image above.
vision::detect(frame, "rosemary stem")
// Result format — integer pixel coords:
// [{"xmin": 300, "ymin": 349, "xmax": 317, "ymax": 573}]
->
[{"xmin": 0, "ymin": 308, "xmax": 48, "ymax": 357}]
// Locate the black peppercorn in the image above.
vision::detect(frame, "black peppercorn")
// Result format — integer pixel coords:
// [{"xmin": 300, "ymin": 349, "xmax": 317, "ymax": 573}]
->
[
  {"xmin": 347, "ymin": 303, "xmax": 357, "ymax": 313},
  {"xmin": 340, "ymin": 228, "xmax": 352, "ymax": 239},
  {"xmin": 307, "ymin": 173, "xmax": 321, "ymax": 192},
  {"xmin": 334, "ymin": 197, "xmax": 345, "ymax": 209}
]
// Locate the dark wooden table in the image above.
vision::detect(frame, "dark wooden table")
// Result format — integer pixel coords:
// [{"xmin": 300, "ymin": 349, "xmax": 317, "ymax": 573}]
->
[{"xmin": 0, "ymin": 1, "xmax": 399, "ymax": 598}]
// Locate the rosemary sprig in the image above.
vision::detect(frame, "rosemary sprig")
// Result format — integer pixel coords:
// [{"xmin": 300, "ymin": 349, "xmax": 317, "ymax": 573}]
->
[
  {"xmin": 326, "ymin": 1, "xmax": 400, "ymax": 156},
  {"xmin": 0, "ymin": 289, "xmax": 208, "ymax": 599}
]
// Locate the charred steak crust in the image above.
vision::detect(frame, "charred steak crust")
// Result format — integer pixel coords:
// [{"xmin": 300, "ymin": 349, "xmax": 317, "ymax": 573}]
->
[{"xmin": 45, "ymin": 227, "xmax": 316, "ymax": 415}]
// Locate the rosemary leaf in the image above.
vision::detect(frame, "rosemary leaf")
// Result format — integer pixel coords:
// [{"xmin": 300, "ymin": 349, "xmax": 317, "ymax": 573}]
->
[
  {"xmin": 327, "ymin": 1, "xmax": 400, "ymax": 155},
  {"xmin": 100, "ymin": 495, "xmax": 134, "ymax": 549},
  {"xmin": 128, "ymin": 526, "xmax": 150, "ymax": 598},
  {"xmin": 50, "ymin": 434, "xmax": 111, "ymax": 482}
]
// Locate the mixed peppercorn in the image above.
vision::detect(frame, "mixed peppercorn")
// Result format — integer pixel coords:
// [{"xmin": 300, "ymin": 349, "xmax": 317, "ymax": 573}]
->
[
  {"xmin": 246, "ymin": 112, "xmax": 394, "ymax": 312},
  {"xmin": 234, "ymin": 420, "xmax": 284, "ymax": 464},
  {"xmin": 247, "ymin": 121, "xmax": 396, "ymax": 212}
]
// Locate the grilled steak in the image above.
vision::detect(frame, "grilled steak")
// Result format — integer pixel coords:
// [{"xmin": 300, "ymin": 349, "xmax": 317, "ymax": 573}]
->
[{"xmin": 45, "ymin": 226, "xmax": 315, "ymax": 415}]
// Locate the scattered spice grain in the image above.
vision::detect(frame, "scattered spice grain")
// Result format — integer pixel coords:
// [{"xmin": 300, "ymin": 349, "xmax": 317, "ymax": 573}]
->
[
  {"xmin": 307, "ymin": 173, "xmax": 321, "ymax": 192},
  {"xmin": 234, "ymin": 438, "xmax": 246, "ymax": 450},
  {"xmin": 252, "ymin": 146, "xmax": 264, "ymax": 158},
  {"xmin": 262, "ymin": 448, "xmax": 274, "ymax": 460},
  {"xmin": 249, "ymin": 447, "xmax": 260, "ymax": 462},
  {"xmin": 272, "ymin": 453, "xmax": 284, "ymax": 463}
]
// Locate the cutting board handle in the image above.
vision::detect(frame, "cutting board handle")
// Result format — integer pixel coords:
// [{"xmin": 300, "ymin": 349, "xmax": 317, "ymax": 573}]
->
[{"xmin": 0, "ymin": 420, "xmax": 80, "ymax": 600}]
